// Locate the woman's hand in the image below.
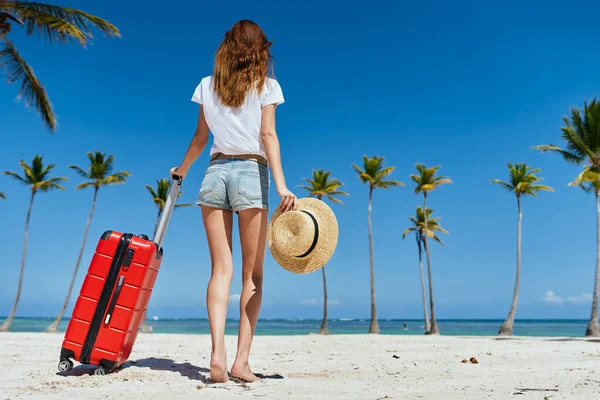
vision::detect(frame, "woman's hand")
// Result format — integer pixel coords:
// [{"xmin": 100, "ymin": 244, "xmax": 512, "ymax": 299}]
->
[
  {"xmin": 170, "ymin": 166, "xmax": 188, "ymax": 180},
  {"xmin": 277, "ymin": 186, "xmax": 297, "ymax": 212}
]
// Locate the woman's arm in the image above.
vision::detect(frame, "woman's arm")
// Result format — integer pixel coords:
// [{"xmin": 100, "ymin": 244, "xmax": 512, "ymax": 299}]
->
[
  {"xmin": 261, "ymin": 104, "xmax": 296, "ymax": 212},
  {"xmin": 171, "ymin": 105, "xmax": 210, "ymax": 179}
]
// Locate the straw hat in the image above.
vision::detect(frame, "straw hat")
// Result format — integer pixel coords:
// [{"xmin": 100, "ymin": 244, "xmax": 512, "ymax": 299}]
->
[{"xmin": 267, "ymin": 198, "xmax": 339, "ymax": 274}]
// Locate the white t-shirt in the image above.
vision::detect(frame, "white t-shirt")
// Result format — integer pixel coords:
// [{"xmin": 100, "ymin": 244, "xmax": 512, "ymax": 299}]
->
[{"xmin": 191, "ymin": 76, "xmax": 284, "ymax": 158}]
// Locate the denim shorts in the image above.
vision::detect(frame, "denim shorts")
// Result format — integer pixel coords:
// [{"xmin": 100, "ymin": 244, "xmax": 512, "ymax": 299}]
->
[{"xmin": 197, "ymin": 158, "xmax": 270, "ymax": 212}]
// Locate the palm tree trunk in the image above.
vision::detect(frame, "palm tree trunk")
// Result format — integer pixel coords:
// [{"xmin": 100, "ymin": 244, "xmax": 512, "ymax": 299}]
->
[
  {"xmin": 498, "ymin": 196, "xmax": 522, "ymax": 336},
  {"xmin": 368, "ymin": 185, "xmax": 379, "ymax": 334},
  {"xmin": 319, "ymin": 265, "xmax": 329, "ymax": 334},
  {"xmin": 586, "ymin": 191, "xmax": 600, "ymax": 336},
  {"xmin": 316, "ymin": 194, "xmax": 329, "ymax": 335},
  {"xmin": 417, "ymin": 237, "xmax": 431, "ymax": 333},
  {"xmin": 0, "ymin": 191, "xmax": 35, "ymax": 332},
  {"xmin": 46, "ymin": 188, "xmax": 99, "ymax": 333},
  {"xmin": 423, "ymin": 193, "xmax": 439, "ymax": 335},
  {"xmin": 140, "ymin": 212, "xmax": 161, "ymax": 334}
]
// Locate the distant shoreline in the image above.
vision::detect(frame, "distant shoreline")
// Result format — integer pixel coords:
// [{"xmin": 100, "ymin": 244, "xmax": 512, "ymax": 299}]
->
[{"xmin": 1, "ymin": 317, "xmax": 591, "ymax": 337}]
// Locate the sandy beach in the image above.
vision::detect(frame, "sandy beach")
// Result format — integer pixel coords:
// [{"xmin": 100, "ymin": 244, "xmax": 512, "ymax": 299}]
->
[{"xmin": 1, "ymin": 333, "xmax": 599, "ymax": 399}]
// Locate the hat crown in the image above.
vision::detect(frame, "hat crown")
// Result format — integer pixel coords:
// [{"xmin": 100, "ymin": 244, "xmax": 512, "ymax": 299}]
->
[
  {"xmin": 267, "ymin": 197, "xmax": 338, "ymax": 274},
  {"xmin": 271, "ymin": 211, "xmax": 316, "ymax": 258}
]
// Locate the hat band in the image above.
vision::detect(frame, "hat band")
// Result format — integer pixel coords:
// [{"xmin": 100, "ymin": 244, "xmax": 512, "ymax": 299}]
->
[{"xmin": 295, "ymin": 211, "xmax": 319, "ymax": 258}]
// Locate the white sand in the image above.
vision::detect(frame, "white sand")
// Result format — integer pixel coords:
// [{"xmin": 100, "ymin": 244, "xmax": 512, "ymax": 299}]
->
[{"xmin": 1, "ymin": 333, "xmax": 599, "ymax": 399}]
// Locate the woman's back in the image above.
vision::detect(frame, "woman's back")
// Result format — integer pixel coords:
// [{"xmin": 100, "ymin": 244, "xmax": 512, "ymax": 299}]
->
[{"xmin": 192, "ymin": 75, "xmax": 284, "ymax": 158}]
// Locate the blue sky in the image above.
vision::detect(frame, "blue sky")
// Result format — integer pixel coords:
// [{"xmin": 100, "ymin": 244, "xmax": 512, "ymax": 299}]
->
[{"xmin": 1, "ymin": 0, "xmax": 599, "ymax": 320}]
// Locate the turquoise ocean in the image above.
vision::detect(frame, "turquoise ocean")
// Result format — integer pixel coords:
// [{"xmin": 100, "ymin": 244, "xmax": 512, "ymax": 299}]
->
[{"xmin": 1, "ymin": 318, "xmax": 590, "ymax": 336}]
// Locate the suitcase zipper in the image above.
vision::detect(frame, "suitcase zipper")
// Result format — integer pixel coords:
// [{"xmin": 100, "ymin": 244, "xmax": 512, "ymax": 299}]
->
[
  {"xmin": 81, "ymin": 233, "xmax": 133, "ymax": 364},
  {"xmin": 104, "ymin": 275, "xmax": 125, "ymax": 325}
]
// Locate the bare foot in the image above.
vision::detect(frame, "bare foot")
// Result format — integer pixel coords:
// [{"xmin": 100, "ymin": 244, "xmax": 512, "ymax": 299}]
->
[
  {"xmin": 231, "ymin": 360, "xmax": 258, "ymax": 383},
  {"xmin": 210, "ymin": 351, "xmax": 229, "ymax": 383}
]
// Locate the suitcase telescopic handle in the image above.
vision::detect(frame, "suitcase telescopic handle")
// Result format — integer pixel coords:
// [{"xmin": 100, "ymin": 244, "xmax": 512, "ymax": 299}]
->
[{"xmin": 153, "ymin": 174, "xmax": 182, "ymax": 249}]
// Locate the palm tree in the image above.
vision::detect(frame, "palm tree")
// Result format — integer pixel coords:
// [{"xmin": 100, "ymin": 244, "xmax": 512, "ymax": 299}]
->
[
  {"xmin": 45, "ymin": 152, "xmax": 130, "ymax": 333},
  {"xmin": 533, "ymin": 98, "xmax": 600, "ymax": 336},
  {"xmin": 143, "ymin": 178, "xmax": 193, "ymax": 332},
  {"xmin": 0, "ymin": 1, "xmax": 120, "ymax": 133},
  {"xmin": 352, "ymin": 155, "xmax": 403, "ymax": 334},
  {"xmin": 409, "ymin": 164, "xmax": 451, "ymax": 335},
  {"xmin": 492, "ymin": 162, "xmax": 553, "ymax": 336},
  {"xmin": 299, "ymin": 169, "xmax": 349, "ymax": 334},
  {"xmin": 0, "ymin": 155, "xmax": 67, "ymax": 331},
  {"xmin": 402, "ymin": 206, "xmax": 448, "ymax": 333}
]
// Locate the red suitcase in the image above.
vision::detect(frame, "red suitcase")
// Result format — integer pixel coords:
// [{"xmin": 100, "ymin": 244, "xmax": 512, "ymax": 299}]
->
[{"xmin": 57, "ymin": 175, "xmax": 182, "ymax": 375}]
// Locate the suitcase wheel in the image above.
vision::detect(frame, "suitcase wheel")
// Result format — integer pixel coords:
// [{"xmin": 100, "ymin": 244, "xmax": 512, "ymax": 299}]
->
[
  {"xmin": 58, "ymin": 357, "xmax": 74, "ymax": 373},
  {"xmin": 94, "ymin": 366, "xmax": 110, "ymax": 376}
]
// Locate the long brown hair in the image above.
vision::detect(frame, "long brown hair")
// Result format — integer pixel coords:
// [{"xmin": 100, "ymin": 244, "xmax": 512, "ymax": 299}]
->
[{"xmin": 212, "ymin": 20, "xmax": 274, "ymax": 108}]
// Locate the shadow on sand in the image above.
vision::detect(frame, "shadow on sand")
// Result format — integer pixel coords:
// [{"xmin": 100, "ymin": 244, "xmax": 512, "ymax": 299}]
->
[
  {"xmin": 122, "ymin": 357, "xmax": 211, "ymax": 383},
  {"xmin": 122, "ymin": 357, "xmax": 285, "ymax": 384}
]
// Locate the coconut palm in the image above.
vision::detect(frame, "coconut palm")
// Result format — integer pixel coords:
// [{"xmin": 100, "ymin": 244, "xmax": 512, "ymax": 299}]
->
[
  {"xmin": 146, "ymin": 178, "xmax": 194, "ymax": 236},
  {"xmin": 409, "ymin": 164, "xmax": 451, "ymax": 335},
  {"xmin": 299, "ymin": 169, "xmax": 349, "ymax": 334},
  {"xmin": 533, "ymin": 98, "xmax": 600, "ymax": 336},
  {"xmin": 402, "ymin": 206, "xmax": 448, "ymax": 333},
  {"xmin": 352, "ymin": 155, "xmax": 403, "ymax": 334},
  {"xmin": 0, "ymin": 1, "xmax": 119, "ymax": 133},
  {"xmin": 45, "ymin": 152, "xmax": 130, "ymax": 333},
  {"xmin": 142, "ymin": 178, "xmax": 193, "ymax": 332},
  {"xmin": 492, "ymin": 162, "xmax": 553, "ymax": 336},
  {"xmin": 0, "ymin": 155, "xmax": 67, "ymax": 331}
]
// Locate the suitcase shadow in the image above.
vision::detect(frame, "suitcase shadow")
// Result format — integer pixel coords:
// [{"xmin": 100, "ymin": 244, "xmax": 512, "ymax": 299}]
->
[{"xmin": 122, "ymin": 357, "xmax": 211, "ymax": 384}]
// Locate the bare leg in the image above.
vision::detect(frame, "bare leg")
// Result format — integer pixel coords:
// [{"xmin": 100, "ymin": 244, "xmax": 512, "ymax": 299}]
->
[
  {"xmin": 231, "ymin": 208, "xmax": 268, "ymax": 382},
  {"xmin": 202, "ymin": 206, "xmax": 233, "ymax": 383}
]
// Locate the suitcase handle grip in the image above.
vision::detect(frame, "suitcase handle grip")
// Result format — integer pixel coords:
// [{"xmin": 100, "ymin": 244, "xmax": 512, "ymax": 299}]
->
[{"xmin": 153, "ymin": 174, "xmax": 182, "ymax": 249}]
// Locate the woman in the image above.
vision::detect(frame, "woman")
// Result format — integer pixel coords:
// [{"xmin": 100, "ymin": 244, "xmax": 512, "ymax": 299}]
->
[{"xmin": 170, "ymin": 20, "xmax": 296, "ymax": 383}]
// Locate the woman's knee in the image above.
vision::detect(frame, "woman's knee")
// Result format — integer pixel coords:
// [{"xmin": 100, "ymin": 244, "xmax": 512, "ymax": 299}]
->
[
  {"xmin": 211, "ymin": 263, "xmax": 234, "ymax": 279},
  {"xmin": 242, "ymin": 270, "xmax": 263, "ymax": 287}
]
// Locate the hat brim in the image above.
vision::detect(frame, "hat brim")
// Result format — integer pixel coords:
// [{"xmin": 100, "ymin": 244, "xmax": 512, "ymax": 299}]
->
[{"xmin": 267, "ymin": 198, "xmax": 339, "ymax": 274}]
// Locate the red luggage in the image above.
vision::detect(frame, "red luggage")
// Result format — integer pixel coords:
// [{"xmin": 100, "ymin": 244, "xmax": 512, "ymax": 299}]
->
[{"xmin": 57, "ymin": 175, "xmax": 182, "ymax": 375}]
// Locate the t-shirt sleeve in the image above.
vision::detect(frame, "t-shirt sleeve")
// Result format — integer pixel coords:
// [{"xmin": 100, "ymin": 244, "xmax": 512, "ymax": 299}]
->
[
  {"xmin": 260, "ymin": 79, "xmax": 284, "ymax": 107},
  {"xmin": 191, "ymin": 80, "xmax": 203, "ymax": 104}
]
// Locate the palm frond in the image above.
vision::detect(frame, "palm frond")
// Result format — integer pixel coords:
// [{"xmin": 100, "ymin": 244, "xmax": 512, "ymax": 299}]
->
[
  {"xmin": 0, "ymin": 38, "xmax": 54, "ymax": 132},
  {"xmin": 352, "ymin": 164, "xmax": 370, "ymax": 184},
  {"xmin": 532, "ymin": 144, "xmax": 582, "ymax": 164},
  {"xmin": 431, "ymin": 234, "xmax": 445, "ymax": 246},
  {"xmin": 2, "ymin": 170, "xmax": 26, "ymax": 184},
  {"xmin": 75, "ymin": 181, "xmax": 92, "ymax": 190},
  {"xmin": 174, "ymin": 203, "xmax": 194, "ymax": 208},
  {"xmin": 325, "ymin": 195, "xmax": 345, "ymax": 205},
  {"xmin": 375, "ymin": 166, "xmax": 396, "ymax": 180},
  {"xmin": 491, "ymin": 179, "xmax": 513, "ymax": 192},
  {"xmin": 6, "ymin": 2, "xmax": 120, "ymax": 46},
  {"xmin": 297, "ymin": 184, "xmax": 314, "ymax": 192},
  {"xmin": 0, "ymin": 192, "xmax": 5, "ymax": 199},
  {"xmin": 527, "ymin": 184, "xmax": 554, "ymax": 192},
  {"xmin": 328, "ymin": 190, "xmax": 350, "ymax": 196},
  {"xmin": 376, "ymin": 179, "xmax": 405, "ymax": 188},
  {"xmin": 145, "ymin": 185, "xmax": 158, "ymax": 199},
  {"xmin": 402, "ymin": 227, "xmax": 415, "ymax": 239},
  {"xmin": 68, "ymin": 164, "xmax": 91, "ymax": 180},
  {"xmin": 100, "ymin": 171, "xmax": 129, "ymax": 186},
  {"xmin": 35, "ymin": 176, "xmax": 67, "ymax": 191}
]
